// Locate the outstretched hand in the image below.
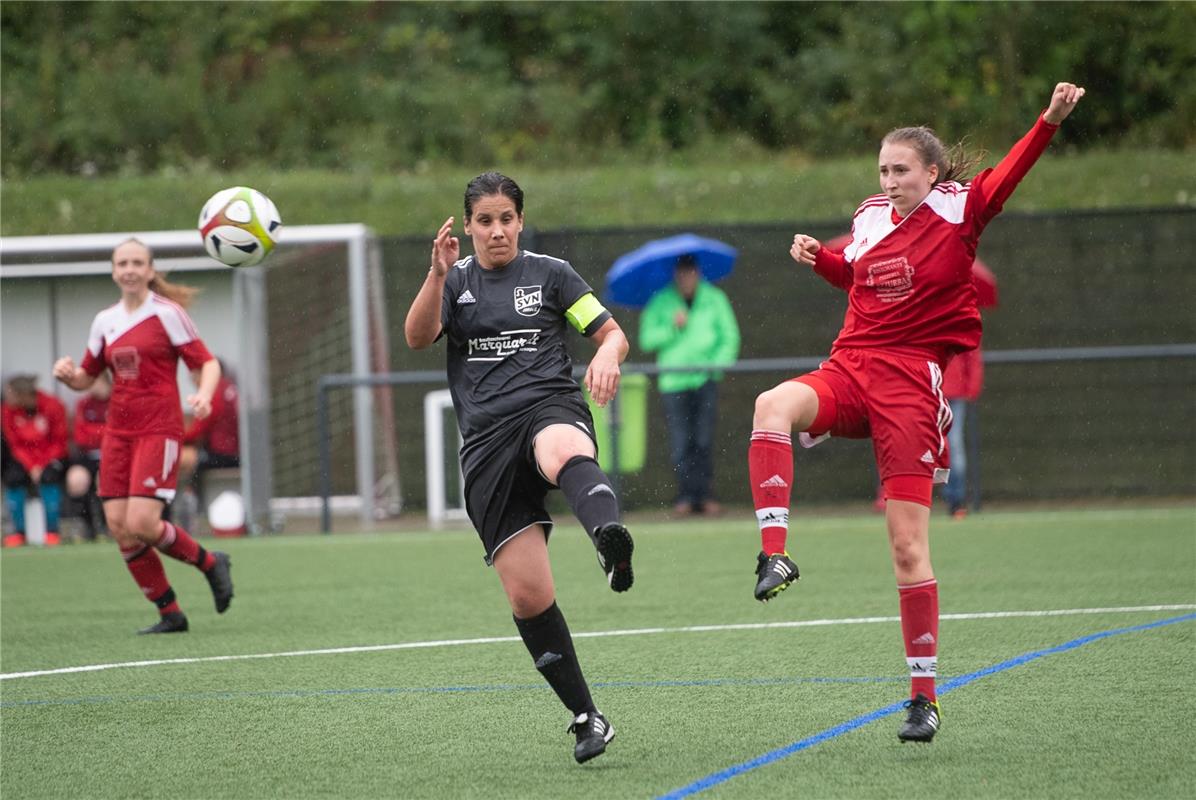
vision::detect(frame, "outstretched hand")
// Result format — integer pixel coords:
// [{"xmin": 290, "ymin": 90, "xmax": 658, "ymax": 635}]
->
[
  {"xmin": 430, "ymin": 217, "xmax": 460, "ymax": 278},
  {"xmin": 1043, "ymin": 82, "xmax": 1085, "ymax": 125}
]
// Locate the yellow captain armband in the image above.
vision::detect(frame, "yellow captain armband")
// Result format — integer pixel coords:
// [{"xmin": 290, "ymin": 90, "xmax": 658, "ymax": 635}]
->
[{"xmin": 565, "ymin": 292, "xmax": 607, "ymax": 334}]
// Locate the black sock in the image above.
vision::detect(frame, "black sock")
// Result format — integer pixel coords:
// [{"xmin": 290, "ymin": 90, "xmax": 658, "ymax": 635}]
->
[
  {"xmin": 513, "ymin": 601, "xmax": 595, "ymax": 716},
  {"xmin": 152, "ymin": 587, "xmax": 178, "ymax": 612},
  {"xmin": 556, "ymin": 455, "xmax": 620, "ymax": 544}
]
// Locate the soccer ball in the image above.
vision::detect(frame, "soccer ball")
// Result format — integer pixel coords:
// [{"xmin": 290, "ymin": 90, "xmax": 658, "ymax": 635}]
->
[{"xmin": 198, "ymin": 186, "xmax": 282, "ymax": 267}]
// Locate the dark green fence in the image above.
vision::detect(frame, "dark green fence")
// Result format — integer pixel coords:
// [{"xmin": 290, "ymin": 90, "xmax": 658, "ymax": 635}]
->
[{"xmin": 378, "ymin": 208, "xmax": 1196, "ymax": 509}]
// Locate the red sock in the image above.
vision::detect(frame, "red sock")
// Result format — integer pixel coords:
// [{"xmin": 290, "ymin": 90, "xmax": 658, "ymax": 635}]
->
[
  {"xmin": 155, "ymin": 521, "xmax": 216, "ymax": 571},
  {"xmin": 898, "ymin": 579, "xmax": 939, "ymax": 701},
  {"xmin": 749, "ymin": 430, "xmax": 793, "ymax": 555},
  {"xmin": 122, "ymin": 544, "xmax": 180, "ymax": 615}
]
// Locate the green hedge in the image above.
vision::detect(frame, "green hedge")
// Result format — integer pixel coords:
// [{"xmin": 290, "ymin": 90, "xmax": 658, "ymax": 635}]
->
[{"xmin": 3, "ymin": 1, "xmax": 1194, "ymax": 178}]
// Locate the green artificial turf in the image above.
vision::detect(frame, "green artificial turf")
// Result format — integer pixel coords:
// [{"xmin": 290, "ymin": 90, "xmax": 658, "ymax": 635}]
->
[{"xmin": 2, "ymin": 505, "xmax": 1193, "ymax": 799}]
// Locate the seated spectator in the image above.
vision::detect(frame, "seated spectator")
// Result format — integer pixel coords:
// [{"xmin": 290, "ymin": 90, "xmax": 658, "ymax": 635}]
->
[
  {"xmin": 1, "ymin": 375, "xmax": 69, "ymax": 547},
  {"xmin": 174, "ymin": 359, "xmax": 240, "ymax": 528},
  {"xmin": 66, "ymin": 371, "xmax": 111, "ymax": 541}
]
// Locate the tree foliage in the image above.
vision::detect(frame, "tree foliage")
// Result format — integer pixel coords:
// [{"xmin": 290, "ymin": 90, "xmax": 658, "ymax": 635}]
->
[{"xmin": 2, "ymin": 1, "xmax": 1193, "ymax": 178}]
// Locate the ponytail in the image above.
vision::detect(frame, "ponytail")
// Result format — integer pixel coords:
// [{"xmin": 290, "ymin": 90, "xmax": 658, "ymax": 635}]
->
[{"xmin": 148, "ymin": 274, "xmax": 200, "ymax": 308}]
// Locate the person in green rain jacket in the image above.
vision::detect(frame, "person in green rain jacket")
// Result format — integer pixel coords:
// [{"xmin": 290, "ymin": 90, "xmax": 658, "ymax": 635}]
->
[{"xmin": 639, "ymin": 254, "xmax": 740, "ymax": 516}]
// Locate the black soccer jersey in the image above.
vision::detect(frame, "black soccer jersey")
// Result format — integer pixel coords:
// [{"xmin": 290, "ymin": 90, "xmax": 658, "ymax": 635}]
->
[{"xmin": 439, "ymin": 250, "xmax": 611, "ymax": 443}]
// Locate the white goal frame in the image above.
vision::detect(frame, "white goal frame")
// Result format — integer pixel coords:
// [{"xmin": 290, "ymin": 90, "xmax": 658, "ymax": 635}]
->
[{"xmin": 0, "ymin": 224, "xmax": 393, "ymax": 532}]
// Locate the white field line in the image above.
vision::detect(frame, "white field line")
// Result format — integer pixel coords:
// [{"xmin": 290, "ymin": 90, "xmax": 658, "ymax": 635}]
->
[{"xmin": 3, "ymin": 604, "xmax": 1193, "ymax": 682}]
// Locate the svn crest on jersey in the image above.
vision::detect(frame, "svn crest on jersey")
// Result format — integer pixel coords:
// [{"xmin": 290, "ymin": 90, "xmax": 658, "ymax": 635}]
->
[{"xmin": 514, "ymin": 285, "xmax": 542, "ymax": 316}]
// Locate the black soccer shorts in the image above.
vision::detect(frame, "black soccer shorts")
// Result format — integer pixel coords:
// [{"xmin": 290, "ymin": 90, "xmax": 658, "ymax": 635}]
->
[{"xmin": 461, "ymin": 392, "xmax": 598, "ymax": 565}]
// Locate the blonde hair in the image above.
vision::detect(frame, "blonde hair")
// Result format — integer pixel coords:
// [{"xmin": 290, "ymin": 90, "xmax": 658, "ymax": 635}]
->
[
  {"xmin": 114, "ymin": 237, "xmax": 200, "ymax": 308},
  {"xmin": 882, "ymin": 127, "xmax": 985, "ymax": 186}
]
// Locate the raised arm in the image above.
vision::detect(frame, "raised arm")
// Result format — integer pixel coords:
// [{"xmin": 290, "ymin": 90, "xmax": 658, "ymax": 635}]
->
[
  {"xmin": 1042, "ymin": 81, "xmax": 1085, "ymax": 126},
  {"xmin": 405, "ymin": 217, "xmax": 458, "ymax": 349},
  {"xmin": 973, "ymin": 81, "xmax": 1086, "ymax": 227}
]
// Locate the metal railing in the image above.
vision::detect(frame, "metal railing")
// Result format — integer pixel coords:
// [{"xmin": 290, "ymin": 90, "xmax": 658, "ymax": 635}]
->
[{"xmin": 315, "ymin": 343, "xmax": 1196, "ymax": 532}]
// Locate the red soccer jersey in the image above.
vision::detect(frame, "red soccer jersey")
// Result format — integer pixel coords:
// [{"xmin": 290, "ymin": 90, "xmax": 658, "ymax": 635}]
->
[
  {"xmin": 183, "ymin": 376, "xmax": 239, "ymax": 457},
  {"xmin": 79, "ymin": 293, "xmax": 213, "ymax": 437},
  {"xmin": 1, "ymin": 391, "xmax": 69, "ymax": 471},
  {"xmin": 812, "ymin": 113, "xmax": 1059, "ymax": 364},
  {"xmin": 73, "ymin": 394, "xmax": 109, "ymax": 451}
]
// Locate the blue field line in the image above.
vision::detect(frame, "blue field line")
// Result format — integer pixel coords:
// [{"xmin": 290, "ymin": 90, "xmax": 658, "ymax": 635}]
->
[
  {"xmin": 0, "ymin": 673, "xmax": 905, "ymax": 709},
  {"xmin": 656, "ymin": 612, "xmax": 1196, "ymax": 800}
]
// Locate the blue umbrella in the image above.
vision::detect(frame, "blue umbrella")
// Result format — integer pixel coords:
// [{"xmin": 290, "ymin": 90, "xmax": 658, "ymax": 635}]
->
[{"xmin": 605, "ymin": 233, "xmax": 738, "ymax": 308}]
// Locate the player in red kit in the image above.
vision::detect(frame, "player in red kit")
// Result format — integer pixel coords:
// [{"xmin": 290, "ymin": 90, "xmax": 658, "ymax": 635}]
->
[
  {"xmin": 53, "ymin": 238, "xmax": 234, "ymax": 634},
  {"xmin": 747, "ymin": 82, "xmax": 1085, "ymax": 742}
]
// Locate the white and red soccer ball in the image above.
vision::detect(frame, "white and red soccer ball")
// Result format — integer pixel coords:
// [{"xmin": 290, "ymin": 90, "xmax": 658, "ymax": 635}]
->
[{"xmin": 198, "ymin": 186, "xmax": 282, "ymax": 267}]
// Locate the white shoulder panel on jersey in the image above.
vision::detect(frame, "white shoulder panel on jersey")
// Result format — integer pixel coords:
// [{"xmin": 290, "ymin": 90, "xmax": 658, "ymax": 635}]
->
[
  {"xmin": 454, "ymin": 257, "xmax": 472, "ymax": 270},
  {"xmin": 923, "ymin": 182, "xmax": 969, "ymax": 224},
  {"xmin": 87, "ymin": 305, "xmax": 118, "ymax": 357},
  {"xmin": 844, "ymin": 204, "xmax": 897, "ymax": 262},
  {"xmin": 150, "ymin": 294, "xmax": 200, "ymax": 346},
  {"xmin": 91, "ymin": 301, "xmax": 155, "ymax": 351}
]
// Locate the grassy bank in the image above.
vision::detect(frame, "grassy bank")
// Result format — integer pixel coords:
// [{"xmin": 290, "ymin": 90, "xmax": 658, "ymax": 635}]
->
[{"xmin": 3, "ymin": 149, "xmax": 1194, "ymax": 238}]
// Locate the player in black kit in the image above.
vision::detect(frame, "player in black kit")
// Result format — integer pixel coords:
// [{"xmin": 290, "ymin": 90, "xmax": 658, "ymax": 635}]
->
[{"xmin": 404, "ymin": 172, "xmax": 634, "ymax": 764}]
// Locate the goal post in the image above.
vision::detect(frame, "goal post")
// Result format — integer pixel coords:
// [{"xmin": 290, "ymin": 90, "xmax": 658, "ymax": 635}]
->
[{"xmin": 0, "ymin": 224, "xmax": 399, "ymax": 532}]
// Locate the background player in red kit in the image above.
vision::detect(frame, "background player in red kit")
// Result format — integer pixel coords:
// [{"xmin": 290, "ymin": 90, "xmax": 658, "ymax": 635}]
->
[
  {"xmin": 747, "ymin": 82, "xmax": 1085, "ymax": 742},
  {"xmin": 53, "ymin": 238, "xmax": 233, "ymax": 634}
]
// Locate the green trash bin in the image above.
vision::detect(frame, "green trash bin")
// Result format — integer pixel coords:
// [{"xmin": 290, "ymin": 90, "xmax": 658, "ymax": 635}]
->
[{"xmin": 584, "ymin": 373, "xmax": 648, "ymax": 473}]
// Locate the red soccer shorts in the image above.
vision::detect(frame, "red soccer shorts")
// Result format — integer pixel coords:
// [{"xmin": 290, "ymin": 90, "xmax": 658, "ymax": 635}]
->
[
  {"xmin": 793, "ymin": 348, "xmax": 952, "ymax": 506},
  {"xmin": 99, "ymin": 432, "xmax": 182, "ymax": 502}
]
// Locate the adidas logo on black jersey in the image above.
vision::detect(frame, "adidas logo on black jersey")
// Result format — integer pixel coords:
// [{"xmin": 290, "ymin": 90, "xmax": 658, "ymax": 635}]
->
[{"xmin": 457, "ymin": 290, "xmax": 476, "ymax": 304}]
